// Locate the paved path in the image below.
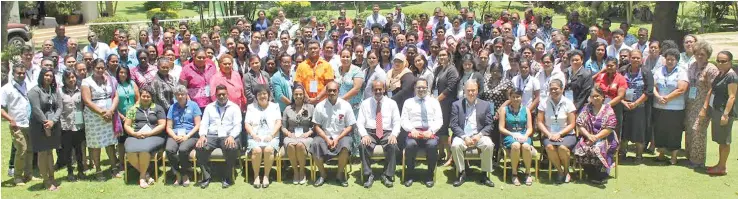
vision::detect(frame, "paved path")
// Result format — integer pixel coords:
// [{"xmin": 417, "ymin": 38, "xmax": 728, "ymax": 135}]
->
[{"xmin": 699, "ymin": 32, "xmax": 738, "ymax": 61}]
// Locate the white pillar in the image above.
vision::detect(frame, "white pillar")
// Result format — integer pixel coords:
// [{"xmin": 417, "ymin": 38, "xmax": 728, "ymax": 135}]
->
[
  {"xmin": 81, "ymin": 1, "xmax": 98, "ymax": 23},
  {"xmin": 9, "ymin": 1, "xmax": 20, "ymax": 23}
]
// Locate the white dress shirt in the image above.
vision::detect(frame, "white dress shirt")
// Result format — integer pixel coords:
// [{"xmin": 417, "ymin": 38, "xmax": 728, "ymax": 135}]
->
[
  {"xmin": 511, "ymin": 74, "xmax": 541, "ymax": 106},
  {"xmin": 361, "ymin": 66, "xmax": 387, "ymax": 100},
  {"xmin": 313, "ymin": 98, "xmax": 357, "ymax": 138},
  {"xmin": 356, "ymin": 96, "xmax": 401, "ymax": 137},
  {"xmin": 401, "ymin": 96, "xmax": 443, "ymax": 134},
  {"xmin": 83, "ymin": 42, "xmax": 112, "ymax": 61},
  {"xmin": 535, "ymin": 69, "xmax": 566, "ymax": 102},
  {"xmin": 0, "ymin": 80, "xmax": 32, "ymax": 127},
  {"xmin": 10, "ymin": 65, "xmax": 41, "ymax": 89},
  {"xmin": 606, "ymin": 43, "xmax": 633, "ymax": 59},
  {"xmin": 365, "ymin": 14, "xmax": 388, "ymax": 30},
  {"xmin": 537, "ymin": 97, "xmax": 576, "ymax": 134},
  {"xmin": 199, "ymin": 100, "xmax": 242, "ymax": 138}
]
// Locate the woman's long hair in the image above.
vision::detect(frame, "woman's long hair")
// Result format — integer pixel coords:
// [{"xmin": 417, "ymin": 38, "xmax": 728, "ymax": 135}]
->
[{"xmin": 37, "ymin": 68, "xmax": 57, "ymax": 92}]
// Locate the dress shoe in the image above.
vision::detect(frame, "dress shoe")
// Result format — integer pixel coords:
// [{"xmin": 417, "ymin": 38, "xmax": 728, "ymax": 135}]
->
[
  {"xmin": 481, "ymin": 175, "xmax": 495, "ymax": 187},
  {"xmin": 453, "ymin": 171, "xmax": 465, "ymax": 187},
  {"xmin": 222, "ymin": 180, "xmax": 233, "ymax": 189},
  {"xmin": 338, "ymin": 178, "xmax": 349, "ymax": 187},
  {"xmin": 314, "ymin": 176, "xmax": 325, "ymax": 187},
  {"xmin": 424, "ymin": 180, "xmax": 434, "ymax": 188},
  {"xmin": 363, "ymin": 174, "xmax": 374, "ymax": 188},
  {"xmin": 197, "ymin": 179, "xmax": 211, "ymax": 189},
  {"xmin": 381, "ymin": 175, "xmax": 393, "ymax": 187},
  {"xmin": 403, "ymin": 179, "xmax": 413, "ymax": 187},
  {"xmin": 66, "ymin": 174, "xmax": 77, "ymax": 182}
]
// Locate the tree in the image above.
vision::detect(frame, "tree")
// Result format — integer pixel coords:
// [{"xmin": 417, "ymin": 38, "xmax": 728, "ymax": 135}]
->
[
  {"xmin": 651, "ymin": 2, "xmax": 683, "ymax": 45},
  {"xmin": 1, "ymin": 1, "xmax": 14, "ymax": 51}
]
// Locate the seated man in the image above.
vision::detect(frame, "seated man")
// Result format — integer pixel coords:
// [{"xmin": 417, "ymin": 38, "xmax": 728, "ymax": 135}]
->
[
  {"xmin": 449, "ymin": 81, "xmax": 496, "ymax": 187},
  {"xmin": 195, "ymin": 85, "xmax": 242, "ymax": 189},
  {"xmin": 400, "ymin": 78, "xmax": 443, "ymax": 187},
  {"xmin": 357, "ymin": 81, "xmax": 401, "ymax": 188},
  {"xmin": 311, "ymin": 82, "xmax": 356, "ymax": 187}
]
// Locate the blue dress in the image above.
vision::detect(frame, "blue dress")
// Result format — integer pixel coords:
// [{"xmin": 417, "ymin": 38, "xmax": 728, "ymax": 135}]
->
[{"xmin": 503, "ymin": 105, "xmax": 533, "ymax": 149}]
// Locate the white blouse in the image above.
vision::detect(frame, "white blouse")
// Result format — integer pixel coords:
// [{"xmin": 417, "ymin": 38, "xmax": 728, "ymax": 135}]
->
[{"xmin": 537, "ymin": 96, "xmax": 576, "ymax": 135}]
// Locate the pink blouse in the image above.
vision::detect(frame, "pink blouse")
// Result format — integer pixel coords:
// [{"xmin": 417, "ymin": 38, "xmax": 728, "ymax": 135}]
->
[
  {"xmin": 209, "ymin": 71, "xmax": 247, "ymax": 111},
  {"xmin": 180, "ymin": 62, "xmax": 217, "ymax": 108}
]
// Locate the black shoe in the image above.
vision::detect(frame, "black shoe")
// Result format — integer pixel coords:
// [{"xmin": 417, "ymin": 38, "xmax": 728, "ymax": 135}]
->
[
  {"xmin": 314, "ymin": 176, "xmax": 325, "ymax": 187},
  {"xmin": 424, "ymin": 180, "xmax": 434, "ymax": 188},
  {"xmin": 381, "ymin": 175, "xmax": 393, "ymax": 188},
  {"xmin": 66, "ymin": 174, "xmax": 77, "ymax": 182},
  {"xmin": 363, "ymin": 174, "xmax": 374, "ymax": 188},
  {"xmin": 453, "ymin": 171, "xmax": 465, "ymax": 187},
  {"xmin": 338, "ymin": 178, "xmax": 349, "ymax": 187},
  {"xmin": 481, "ymin": 175, "xmax": 495, "ymax": 187},
  {"xmin": 221, "ymin": 180, "xmax": 232, "ymax": 189},
  {"xmin": 197, "ymin": 179, "xmax": 210, "ymax": 189},
  {"xmin": 403, "ymin": 179, "xmax": 413, "ymax": 187},
  {"xmin": 556, "ymin": 174, "xmax": 566, "ymax": 185}
]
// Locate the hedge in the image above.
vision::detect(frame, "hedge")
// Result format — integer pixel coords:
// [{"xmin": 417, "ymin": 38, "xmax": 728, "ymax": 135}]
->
[
  {"xmin": 146, "ymin": 8, "xmax": 179, "ymax": 20},
  {"xmin": 89, "ymin": 16, "xmax": 130, "ymax": 43}
]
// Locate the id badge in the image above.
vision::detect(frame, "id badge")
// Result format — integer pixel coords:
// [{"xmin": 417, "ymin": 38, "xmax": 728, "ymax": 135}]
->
[
  {"xmin": 204, "ymin": 85, "xmax": 211, "ymax": 97},
  {"xmin": 432, "ymin": 89, "xmax": 439, "ymax": 97},
  {"xmin": 564, "ymin": 90, "xmax": 574, "ymax": 100},
  {"xmin": 550, "ymin": 122, "xmax": 562, "ymax": 133},
  {"xmin": 388, "ymin": 91, "xmax": 393, "ymax": 97},
  {"xmin": 309, "ymin": 80, "xmax": 318, "ymax": 93},
  {"xmin": 73, "ymin": 110, "xmax": 84, "ymax": 125},
  {"xmin": 176, "ymin": 129, "xmax": 186, "ymax": 136},
  {"xmin": 604, "ymin": 97, "xmax": 612, "ymax": 105},
  {"xmin": 294, "ymin": 127, "xmax": 304, "ymax": 137},
  {"xmin": 709, "ymin": 94, "xmax": 715, "ymax": 107},
  {"xmin": 625, "ymin": 88, "xmax": 636, "ymax": 101},
  {"xmin": 463, "ymin": 123, "xmax": 474, "ymax": 135},
  {"xmin": 140, "ymin": 124, "xmax": 153, "ymax": 133},
  {"xmin": 688, "ymin": 86, "xmax": 697, "ymax": 99}
]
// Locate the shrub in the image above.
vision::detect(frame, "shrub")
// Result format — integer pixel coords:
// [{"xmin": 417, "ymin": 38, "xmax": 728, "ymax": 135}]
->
[
  {"xmin": 144, "ymin": 1, "xmax": 183, "ymax": 11},
  {"xmin": 532, "ymin": 7, "xmax": 556, "ymax": 24},
  {"xmin": 276, "ymin": 1, "xmax": 311, "ymax": 18},
  {"xmin": 311, "ymin": 11, "xmax": 332, "ymax": 25},
  {"xmin": 565, "ymin": 4, "xmax": 597, "ymax": 26},
  {"xmin": 89, "ymin": 16, "xmax": 130, "ymax": 43},
  {"xmin": 146, "ymin": 8, "xmax": 179, "ymax": 20}
]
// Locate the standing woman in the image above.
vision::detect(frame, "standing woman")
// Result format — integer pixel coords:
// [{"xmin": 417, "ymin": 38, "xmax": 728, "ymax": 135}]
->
[
  {"xmin": 706, "ymin": 51, "xmax": 736, "ymax": 175},
  {"xmin": 81, "ymin": 58, "xmax": 120, "ymax": 181},
  {"xmin": 574, "ymin": 87, "xmax": 619, "ymax": 185},
  {"xmin": 431, "ymin": 49, "xmax": 459, "ymax": 166},
  {"xmin": 564, "ymin": 50, "xmax": 593, "ymax": 112},
  {"xmin": 585, "ymin": 42, "xmax": 608, "ymax": 74},
  {"xmin": 537, "ymin": 79, "xmax": 577, "ymax": 184},
  {"xmin": 243, "ymin": 55, "xmax": 272, "ymax": 105},
  {"xmin": 281, "ymin": 85, "xmax": 314, "ymax": 184},
  {"xmin": 115, "ymin": 65, "xmax": 140, "ymax": 177},
  {"xmin": 149, "ymin": 58, "xmax": 177, "ymax": 109},
  {"xmin": 210, "ymin": 55, "xmax": 247, "ymax": 110},
  {"xmin": 245, "ymin": 85, "xmax": 281, "ymax": 189},
  {"xmin": 180, "ymin": 50, "xmax": 217, "ymax": 110},
  {"xmin": 592, "ymin": 57, "xmax": 628, "ymax": 155},
  {"xmin": 679, "ymin": 35, "xmax": 698, "ymax": 68},
  {"xmin": 28, "ymin": 68, "xmax": 62, "ymax": 191},
  {"xmin": 512, "ymin": 59, "xmax": 541, "ymax": 113},
  {"xmin": 123, "ymin": 89, "xmax": 167, "ymax": 188},
  {"xmin": 233, "ymin": 40, "xmax": 249, "ymax": 75},
  {"xmin": 684, "ymin": 41, "xmax": 719, "ymax": 168},
  {"xmin": 386, "ymin": 54, "xmax": 416, "ymax": 111},
  {"xmin": 336, "ymin": 49, "xmax": 366, "ymax": 157},
  {"xmin": 271, "ymin": 53, "xmax": 294, "ymax": 112},
  {"xmin": 643, "ymin": 41, "xmax": 663, "ymax": 71},
  {"xmin": 499, "ymin": 89, "xmax": 535, "ymax": 186},
  {"xmin": 652, "ymin": 49, "xmax": 689, "ymax": 165},
  {"xmin": 59, "ymin": 70, "xmax": 86, "ymax": 181},
  {"xmin": 165, "ymin": 85, "xmax": 202, "ymax": 187},
  {"xmin": 379, "ymin": 47, "xmax": 393, "ymax": 72},
  {"xmin": 253, "ymin": 10, "xmax": 271, "ymax": 32},
  {"xmin": 457, "ymin": 53, "xmax": 485, "ymax": 99},
  {"xmin": 619, "ymin": 50, "xmax": 653, "ymax": 163},
  {"xmin": 411, "ymin": 54, "xmax": 434, "ymax": 89}
]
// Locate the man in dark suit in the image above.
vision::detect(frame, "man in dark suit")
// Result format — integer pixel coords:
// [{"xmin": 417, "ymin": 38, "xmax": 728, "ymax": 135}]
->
[{"xmin": 449, "ymin": 81, "xmax": 496, "ymax": 187}]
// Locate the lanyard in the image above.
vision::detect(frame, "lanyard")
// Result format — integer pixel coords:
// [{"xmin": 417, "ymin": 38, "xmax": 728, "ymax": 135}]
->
[
  {"xmin": 549, "ymin": 100, "xmax": 563, "ymax": 121},
  {"xmin": 137, "ymin": 106, "xmax": 152, "ymax": 124},
  {"xmin": 216, "ymin": 104, "xmax": 227, "ymax": 123},
  {"xmin": 464, "ymin": 100, "xmax": 475, "ymax": 122},
  {"xmin": 13, "ymin": 81, "xmax": 27, "ymax": 98},
  {"xmin": 518, "ymin": 75, "xmax": 529, "ymax": 91}
]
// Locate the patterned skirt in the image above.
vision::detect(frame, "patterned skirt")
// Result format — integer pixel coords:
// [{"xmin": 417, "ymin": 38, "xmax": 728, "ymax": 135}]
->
[{"xmin": 83, "ymin": 107, "xmax": 117, "ymax": 148}]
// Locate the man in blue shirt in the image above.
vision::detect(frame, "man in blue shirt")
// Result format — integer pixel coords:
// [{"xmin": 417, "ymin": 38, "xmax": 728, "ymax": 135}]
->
[{"xmin": 52, "ymin": 25, "xmax": 69, "ymax": 56}]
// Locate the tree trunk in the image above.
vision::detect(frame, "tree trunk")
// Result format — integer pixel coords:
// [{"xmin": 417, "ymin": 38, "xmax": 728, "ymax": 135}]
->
[
  {"xmin": 454, "ymin": 1, "xmax": 462, "ymax": 10},
  {"xmin": 105, "ymin": 1, "xmax": 114, "ymax": 16},
  {"xmin": 2, "ymin": 1, "xmax": 14, "ymax": 51},
  {"xmin": 651, "ymin": 2, "xmax": 682, "ymax": 44}
]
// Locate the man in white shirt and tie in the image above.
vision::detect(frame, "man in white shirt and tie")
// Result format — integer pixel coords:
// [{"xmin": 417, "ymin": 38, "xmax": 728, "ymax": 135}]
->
[
  {"xmin": 311, "ymin": 82, "xmax": 356, "ymax": 187},
  {"xmin": 400, "ymin": 78, "xmax": 443, "ymax": 188},
  {"xmin": 195, "ymin": 85, "xmax": 242, "ymax": 189},
  {"xmin": 449, "ymin": 81, "xmax": 496, "ymax": 187},
  {"xmin": 357, "ymin": 81, "xmax": 401, "ymax": 188}
]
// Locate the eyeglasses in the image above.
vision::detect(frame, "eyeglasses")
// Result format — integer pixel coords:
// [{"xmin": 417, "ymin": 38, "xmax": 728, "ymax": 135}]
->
[
  {"xmin": 327, "ymin": 89, "xmax": 338, "ymax": 93},
  {"xmin": 717, "ymin": 60, "xmax": 730, "ymax": 64}
]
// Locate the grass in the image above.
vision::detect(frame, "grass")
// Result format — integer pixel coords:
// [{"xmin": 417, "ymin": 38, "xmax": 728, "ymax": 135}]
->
[
  {"xmin": 1, "ymin": 118, "xmax": 737, "ymax": 198},
  {"xmin": 116, "ymin": 1, "xmax": 201, "ymax": 21}
]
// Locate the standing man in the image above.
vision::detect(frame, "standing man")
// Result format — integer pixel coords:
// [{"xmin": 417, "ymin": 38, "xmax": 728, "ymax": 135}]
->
[
  {"xmin": 449, "ymin": 81, "xmax": 496, "ymax": 187},
  {"xmin": 311, "ymin": 82, "xmax": 356, "ymax": 187},
  {"xmin": 33, "ymin": 40, "xmax": 55, "ymax": 67},
  {"xmin": 116, "ymin": 44, "xmax": 138, "ymax": 68},
  {"xmin": 580, "ymin": 25, "xmax": 608, "ymax": 61},
  {"xmin": 365, "ymin": 4, "xmax": 388, "ymax": 31},
  {"xmin": 296, "ymin": 39, "xmax": 335, "ymax": 104},
  {"xmin": 195, "ymin": 85, "xmax": 242, "ymax": 189},
  {"xmin": 630, "ymin": 28, "xmax": 651, "ymax": 59},
  {"xmin": 538, "ymin": 16, "xmax": 558, "ymax": 49},
  {"xmin": 357, "ymin": 81, "xmax": 401, "ymax": 188},
  {"xmin": 393, "ymin": 4, "xmax": 406, "ymax": 31},
  {"xmin": 401, "ymin": 78, "xmax": 443, "ymax": 187},
  {"xmin": 52, "ymin": 25, "xmax": 70, "ymax": 56},
  {"xmin": 1, "ymin": 64, "xmax": 34, "ymax": 186},
  {"xmin": 462, "ymin": 12, "xmax": 482, "ymax": 37},
  {"xmin": 477, "ymin": 14, "xmax": 495, "ymax": 42},
  {"xmin": 620, "ymin": 22, "xmax": 638, "ymax": 46},
  {"xmin": 83, "ymin": 31, "xmax": 112, "ymax": 61},
  {"xmin": 566, "ymin": 11, "xmax": 587, "ymax": 47},
  {"xmin": 607, "ymin": 29, "xmax": 633, "ymax": 59}
]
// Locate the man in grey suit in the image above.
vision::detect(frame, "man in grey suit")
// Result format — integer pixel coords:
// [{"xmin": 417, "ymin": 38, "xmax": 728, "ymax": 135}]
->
[{"xmin": 449, "ymin": 81, "xmax": 496, "ymax": 187}]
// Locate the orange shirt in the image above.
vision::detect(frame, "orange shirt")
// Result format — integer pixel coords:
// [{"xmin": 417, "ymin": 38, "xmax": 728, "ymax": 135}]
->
[{"xmin": 295, "ymin": 58, "xmax": 335, "ymax": 99}]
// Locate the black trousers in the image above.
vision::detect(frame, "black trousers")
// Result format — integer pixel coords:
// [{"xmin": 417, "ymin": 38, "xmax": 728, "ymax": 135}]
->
[
  {"xmin": 583, "ymin": 165, "xmax": 608, "ymax": 181},
  {"xmin": 196, "ymin": 136, "xmax": 241, "ymax": 181},
  {"xmin": 360, "ymin": 129, "xmax": 399, "ymax": 178},
  {"xmin": 166, "ymin": 137, "xmax": 198, "ymax": 174},
  {"xmin": 404, "ymin": 136, "xmax": 438, "ymax": 180},
  {"xmin": 60, "ymin": 129, "xmax": 85, "ymax": 174}
]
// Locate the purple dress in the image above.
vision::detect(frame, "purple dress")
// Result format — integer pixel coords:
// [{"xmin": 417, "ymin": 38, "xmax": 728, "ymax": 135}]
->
[{"xmin": 574, "ymin": 103, "xmax": 619, "ymax": 173}]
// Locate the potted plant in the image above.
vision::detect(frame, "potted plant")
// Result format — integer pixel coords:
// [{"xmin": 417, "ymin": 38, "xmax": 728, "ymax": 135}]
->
[{"xmin": 68, "ymin": 10, "xmax": 82, "ymax": 25}]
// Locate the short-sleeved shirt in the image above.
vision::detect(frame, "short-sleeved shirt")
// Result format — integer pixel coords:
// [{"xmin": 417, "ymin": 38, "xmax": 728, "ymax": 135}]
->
[
  {"xmin": 130, "ymin": 65, "xmax": 158, "ymax": 90},
  {"xmin": 125, "ymin": 103, "xmax": 166, "ymax": 137},
  {"xmin": 296, "ymin": 58, "xmax": 335, "ymax": 99},
  {"xmin": 653, "ymin": 66, "xmax": 689, "ymax": 110},
  {"xmin": 283, "ymin": 104, "xmax": 315, "ymax": 134},
  {"xmin": 512, "ymin": 74, "xmax": 541, "ymax": 106},
  {"xmin": 312, "ymin": 98, "xmax": 356, "ymax": 138},
  {"xmin": 538, "ymin": 97, "xmax": 576, "ymax": 135},
  {"xmin": 180, "ymin": 62, "xmax": 217, "ymax": 108},
  {"xmin": 710, "ymin": 70, "xmax": 738, "ymax": 115},
  {"xmin": 60, "ymin": 87, "xmax": 84, "ymax": 131},
  {"xmin": 244, "ymin": 102, "xmax": 281, "ymax": 138},
  {"xmin": 594, "ymin": 72, "xmax": 628, "ymax": 100},
  {"xmin": 167, "ymin": 100, "xmax": 202, "ymax": 135},
  {"xmin": 0, "ymin": 81, "xmax": 31, "ymax": 127},
  {"xmin": 117, "ymin": 82, "xmax": 136, "ymax": 114},
  {"xmin": 335, "ymin": 65, "xmax": 365, "ymax": 105}
]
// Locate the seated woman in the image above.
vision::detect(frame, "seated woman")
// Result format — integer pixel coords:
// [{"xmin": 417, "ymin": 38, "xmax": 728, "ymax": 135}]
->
[
  {"xmin": 165, "ymin": 85, "xmax": 202, "ymax": 187},
  {"xmin": 123, "ymin": 88, "xmax": 167, "ymax": 188},
  {"xmin": 281, "ymin": 85, "xmax": 314, "ymax": 185},
  {"xmin": 245, "ymin": 85, "xmax": 282, "ymax": 189},
  {"xmin": 574, "ymin": 87, "xmax": 619, "ymax": 185},
  {"xmin": 536, "ymin": 79, "xmax": 577, "ymax": 184},
  {"xmin": 498, "ymin": 89, "xmax": 535, "ymax": 186}
]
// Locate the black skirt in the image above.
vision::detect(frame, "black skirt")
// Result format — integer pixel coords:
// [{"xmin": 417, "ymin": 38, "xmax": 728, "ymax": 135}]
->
[
  {"xmin": 653, "ymin": 108, "xmax": 685, "ymax": 151},
  {"xmin": 622, "ymin": 105, "xmax": 648, "ymax": 143}
]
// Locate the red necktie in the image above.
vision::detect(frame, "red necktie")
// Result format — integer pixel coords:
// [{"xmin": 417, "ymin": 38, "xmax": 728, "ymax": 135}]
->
[{"xmin": 376, "ymin": 100, "xmax": 383, "ymax": 138}]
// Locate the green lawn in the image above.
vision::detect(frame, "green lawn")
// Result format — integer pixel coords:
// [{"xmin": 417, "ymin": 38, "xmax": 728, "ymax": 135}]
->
[
  {"xmin": 1, "ymin": 119, "xmax": 737, "ymax": 198},
  {"xmin": 116, "ymin": 1, "xmax": 201, "ymax": 21}
]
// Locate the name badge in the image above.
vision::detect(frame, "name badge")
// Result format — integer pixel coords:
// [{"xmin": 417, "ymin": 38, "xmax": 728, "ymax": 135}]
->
[
  {"xmin": 550, "ymin": 121, "xmax": 562, "ymax": 133},
  {"xmin": 463, "ymin": 123, "xmax": 474, "ymax": 135},
  {"xmin": 564, "ymin": 90, "xmax": 573, "ymax": 100},
  {"xmin": 709, "ymin": 94, "xmax": 715, "ymax": 107},
  {"xmin": 309, "ymin": 80, "xmax": 319, "ymax": 93},
  {"xmin": 688, "ymin": 86, "xmax": 697, "ymax": 100},
  {"xmin": 432, "ymin": 89, "xmax": 439, "ymax": 97},
  {"xmin": 73, "ymin": 110, "xmax": 84, "ymax": 125},
  {"xmin": 204, "ymin": 85, "xmax": 211, "ymax": 97},
  {"xmin": 625, "ymin": 88, "xmax": 636, "ymax": 101},
  {"xmin": 139, "ymin": 124, "xmax": 153, "ymax": 133},
  {"xmin": 388, "ymin": 91, "xmax": 393, "ymax": 97},
  {"xmin": 176, "ymin": 128, "xmax": 186, "ymax": 136},
  {"xmin": 294, "ymin": 127, "xmax": 304, "ymax": 137},
  {"xmin": 604, "ymin": 97, "xmax": 612, "ymax": 105}
]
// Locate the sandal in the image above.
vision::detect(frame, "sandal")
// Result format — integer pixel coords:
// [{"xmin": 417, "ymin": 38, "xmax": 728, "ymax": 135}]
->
[
  {"xmin": 707, "ymin": 166, "xmax": 727, "ymax": 176},
  {"xmin": 139, "ymin": 179, "xmax": 149, "ymax": 189},
  {"xmin": 564, "ymin": 173, "xmax": 571, "ymax": 183},
  {"xmin": 512, "ymin": 175, "xmax": 521, "ymax": 186},
  {"xmin": 525, "ymin": 175, "xmax": 533, "ymax": 186}
]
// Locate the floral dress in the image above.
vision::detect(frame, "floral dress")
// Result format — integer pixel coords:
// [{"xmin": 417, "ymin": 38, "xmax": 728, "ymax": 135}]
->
[
  {"xmin": 82, "ymin": 76, "xmax": 117, "ymax": 148},
  {"xmin": 574, "ymin": 104, "xmax": 619, "ymax": 173},
  {"xmin": 481, "ymin": 72, "xmax": 513, "ymax": 144},
  {"xmin": 684, "ymin": 62, "xmax": 719, "ymax": 165}
]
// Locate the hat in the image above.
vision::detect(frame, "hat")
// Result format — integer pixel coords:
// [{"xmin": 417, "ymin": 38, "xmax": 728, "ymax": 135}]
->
[{"xmin": 393, "ymin": 53, "xmax": 407, "ymax": 63}]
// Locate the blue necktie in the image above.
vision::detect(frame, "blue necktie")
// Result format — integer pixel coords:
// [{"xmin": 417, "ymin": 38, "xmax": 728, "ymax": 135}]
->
[{"xmin": 420, "ymin": 98, "xmax": 428, "ymax": 128}]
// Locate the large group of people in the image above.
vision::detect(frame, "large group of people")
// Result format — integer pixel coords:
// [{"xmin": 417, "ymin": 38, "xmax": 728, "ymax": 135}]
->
[{"xmin": 2, "ymin": 4, "xmax": 735, "ymax": 192}]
